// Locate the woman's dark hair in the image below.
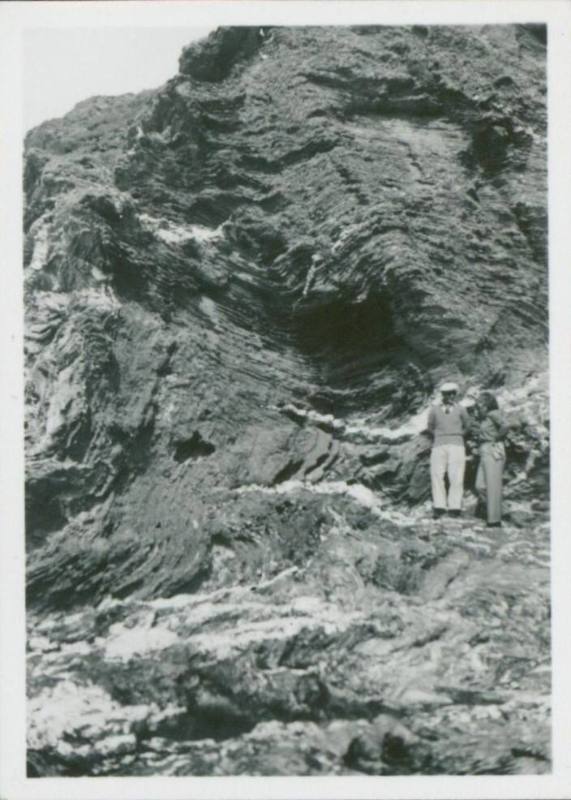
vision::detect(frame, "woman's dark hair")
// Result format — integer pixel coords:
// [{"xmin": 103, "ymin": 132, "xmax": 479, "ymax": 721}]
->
[{"xmin": 479, "ymin": 391, "xmax": 499, "ymax": 412}]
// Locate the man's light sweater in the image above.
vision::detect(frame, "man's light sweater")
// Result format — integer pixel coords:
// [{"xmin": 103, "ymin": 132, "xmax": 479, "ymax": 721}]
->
[{"xmin": 427, "ymin": 403, "xmax": 471, "ymax": 446}]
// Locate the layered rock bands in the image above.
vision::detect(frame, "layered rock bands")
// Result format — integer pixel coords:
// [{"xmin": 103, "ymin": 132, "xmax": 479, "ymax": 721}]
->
[{"xmin": 24, "ymin": 25, "xmax": 549, "ymax": 776}]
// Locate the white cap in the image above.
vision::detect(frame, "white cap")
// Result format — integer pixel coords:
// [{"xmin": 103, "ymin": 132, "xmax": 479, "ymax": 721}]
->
[{"xmin": 440, "ymin": 381, "xmax": 459, "ymax": 393}]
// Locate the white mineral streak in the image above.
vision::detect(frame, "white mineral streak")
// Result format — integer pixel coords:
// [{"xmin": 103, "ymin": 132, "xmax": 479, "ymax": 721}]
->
[
  {"xmin": 27, "ymin": 634, "xmax": 60, "ymax": 653},
  {"xmin": 302, "ymin": 263, "xmax": 318, "ymax": 297},
  {"xmin": 44, "ymin": 362, "xmax": 86, "ymax": 439},
  {"xmin": 96, "ymin": 581, "xmax": 363, "ymax": 665},
  {"xmin": 331, "ymin": 221, "xmax": 367, "ymax": 256},
  {"xmin": 237, "ymin": 479, "xmax": 383, "ymax": 514},
  {"xmin": 138, "ymin": 213, "xmax": 223, "ymax": 245},
  {"xmin": 344, "ymin": 376, "xmax": 546, "ymax": 447},
  {"xmin": 28, "ymin": 680, "xmax": 182, "ymax": 755},
  {"xmin": 170, "ymin": 595, "xmax": 361, "ymax": 660},
  {"xmin": 103, "ymin": 621, "xmax": 180, "ymax": 661},
  {"xmin": 148, "ymin": 567, "xmax": 300, "ymax": 612},
  {"xmin": 29, "ymin": 218, "xmax": 51, "ymax": 271},
  {"xmin": 280, "ymin": 404, "xmax": 346, "ymax": 431},
  {"xmin": 199, "ymin": 295, "xmax": 220, "ymax": 326},
  {"xmin": 498, "ymin": 374, "xmax": 548, "ymax": 417},
  {"xmin": 74, "ymin": 287, "xmax": 121, "ymax": 309},
  {"xmin": 282, "ymin": 390, "xmax": 481, "ymax": 446},
  {"xmin": 280, "ymin": 401, "xmax": 428, "ymax": 441},
  {"xmin": 347, "ymin": 406, "xmax": 431, "ymax": 441}
]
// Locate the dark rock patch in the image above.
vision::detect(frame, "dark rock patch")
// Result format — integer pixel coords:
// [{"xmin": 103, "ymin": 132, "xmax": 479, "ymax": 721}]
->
[{"xmin": 173, "ymin": 433, "xmax": 216, "ymax": 462}]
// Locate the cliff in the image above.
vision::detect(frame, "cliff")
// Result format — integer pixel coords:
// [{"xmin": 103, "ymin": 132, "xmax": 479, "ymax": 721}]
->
[{"xmin": 24, "ymin": 25, "xmax": 549, "ymax": 777}]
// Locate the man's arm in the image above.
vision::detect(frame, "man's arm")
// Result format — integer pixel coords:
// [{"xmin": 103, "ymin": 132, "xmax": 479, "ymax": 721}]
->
[
  {"xmin": 426, "ymin": 406, "xmax": 436, "ymax": 436},
  {"xmin": 460, "ymin": 406, "xmax": 472, "ymax": 434}
]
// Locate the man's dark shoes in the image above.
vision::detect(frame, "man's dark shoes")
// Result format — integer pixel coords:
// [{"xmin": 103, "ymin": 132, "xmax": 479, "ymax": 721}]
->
[
  {"xmin": 433, "ymin": 508, "xmax": 446, "ymax": 519},
  {"xmin": 486, "ymin": 521, "xmax": 502, "ymax": 528},
  {"xmin": 448, "ymin": 509, "xmax": 461, "ymax": 518}
]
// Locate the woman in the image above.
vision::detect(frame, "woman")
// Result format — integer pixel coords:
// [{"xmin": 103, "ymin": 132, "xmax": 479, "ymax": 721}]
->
[{"xmin": 475, "ymin": 392, "xmax": 508, "ymax": 528}]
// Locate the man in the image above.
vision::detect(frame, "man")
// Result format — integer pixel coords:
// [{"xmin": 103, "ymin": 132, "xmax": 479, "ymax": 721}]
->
[{"xmin": 427, "ymin": 382, "xmax": 471, "ymax": 519}]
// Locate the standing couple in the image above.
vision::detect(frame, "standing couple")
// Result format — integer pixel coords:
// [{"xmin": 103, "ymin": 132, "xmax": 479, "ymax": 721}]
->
[{"xmin": 427, "ymin": 381, "xmax": 507, "ymax": 527}]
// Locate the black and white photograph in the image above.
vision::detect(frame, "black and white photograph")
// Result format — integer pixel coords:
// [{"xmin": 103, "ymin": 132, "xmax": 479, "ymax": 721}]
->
[{"xmin": 1, "ymin": 1, "xmax": 571, "ymax": 797}]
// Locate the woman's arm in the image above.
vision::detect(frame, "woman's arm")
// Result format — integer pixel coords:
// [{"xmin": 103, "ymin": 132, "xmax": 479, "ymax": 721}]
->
[{"xmin": 489, "ymin": 410, "xmax": 508, "ymax": 440}]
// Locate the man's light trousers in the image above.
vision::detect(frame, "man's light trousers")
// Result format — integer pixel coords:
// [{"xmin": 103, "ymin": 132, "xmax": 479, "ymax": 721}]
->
[{"xmin": 430, "ymin": 443, "xmax": 466, "ymax": 510}]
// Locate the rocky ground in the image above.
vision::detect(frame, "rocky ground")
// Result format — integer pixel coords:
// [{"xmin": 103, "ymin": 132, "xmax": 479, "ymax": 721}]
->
[
  {"xmin": 27, "ymin": 494, "xmax": 550, "ymax": 776},
  {"xmin": 23, "ymin": 25, "xmax": 549, "ymax": 775}
]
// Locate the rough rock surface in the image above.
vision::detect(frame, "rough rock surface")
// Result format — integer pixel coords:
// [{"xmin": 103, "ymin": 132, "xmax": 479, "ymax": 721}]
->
[{"xmin": 24, "ymin": 25, "xmax": 549, "ymax": 776}]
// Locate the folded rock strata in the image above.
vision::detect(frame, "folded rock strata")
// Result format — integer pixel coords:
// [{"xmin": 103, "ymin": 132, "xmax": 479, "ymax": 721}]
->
[{"xmin": 24, "ymin": 24, "xmax": 549, "ymax": 776}]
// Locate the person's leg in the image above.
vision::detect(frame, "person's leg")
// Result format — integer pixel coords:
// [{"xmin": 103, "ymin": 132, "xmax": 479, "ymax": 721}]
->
[
  {"xmin": 430, "ymin": 446, "xmax": 447, "ymax": 514},
  {"xmin": 475, "ymin": 459, "xmax": 487, "ymax": 518},
  {"xmin": 483, "ymin": 455, "xmax": 505, "ymax": 525},
  {"xmin": 447, "ymin": 445, "xmax": 466, "ymax": 511}
]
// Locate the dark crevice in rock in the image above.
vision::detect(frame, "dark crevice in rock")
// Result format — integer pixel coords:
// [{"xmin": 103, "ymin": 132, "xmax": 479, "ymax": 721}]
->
[
  {"xmin": 162, "ymin": 563, "xmax": 213, "ymax": 598},
  {"xmin": 279, "ymin": 138, "xmax": 339, "ymax": 169},
  {"xmin": 346, "ymin": 95, "xmax": 443, "ymax": 119},
  {"xmin": 179, "ymin": 27, "xmax": 265, "ymax": 83},
  {"xmin": 187, "ymin": 193, "xmax": 246, "ymax": 227},
  {"xmin": 173, "ymin": 433, "xmax": 216, "ymax": 462},
  {"xmin": 110, "ymin": 416, "xmax": 157, "ymax": 495},
  {"xmin": 157, "ymin": 341, "xmax": 178, "ymax": 377},
  {"xmin": 304, "ymin": 450, "xmax": 334, "ymax": 477},
  {"xmin": 291, "ymin": 292, "xmax": 412, "ymax": 412},
  {"xmin": 27, "ymin": 549, "xmax": 109, "ymax": 611},
  {"xmin": 517, "ymin": 23, "xmax": 547, "ymax": 48},
  {"xmin": 470, "ymin": 119, "xmax": 514, "ymax": 174},
  {"xmin": 294, "ymin": 294, "xmax": 396, "ymax": 357},
  {"xmin": 258, "ymin": 192, "xmax": 289, "ymax": 213},
  {"xmin": 154, "ymin": 709, "xmax": 256, "ymax": 742},
  {"xmin": 27, "ymin": 749, "xmax": 90, "ymax": 778},
  {"xmin": 271, "ymin": 460, "xmax": 304, "ymax": 486},
  {"xmin": 240, "ymin": 136, "xmax": 339, "ymax": 173},
  {"xmin": 25, "ymin": 482, "xmax": 68, "ymax": 547},
  {"xmin": 510, "ymin": 746, "xmax": 549, "ymax": 762},
  {"xmin": 210, "ymin": 532, "xmax": 234, "ymax": 549},
  {"xmin": 513, "ymin": 202, "xmax": 548, "ymax": 266}
]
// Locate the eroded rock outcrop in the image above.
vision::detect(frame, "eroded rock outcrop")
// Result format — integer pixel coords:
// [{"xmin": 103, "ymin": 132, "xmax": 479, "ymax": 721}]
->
[{"xmin": 24, "ymin": 25, "xmax": 549, "ymax": 776}]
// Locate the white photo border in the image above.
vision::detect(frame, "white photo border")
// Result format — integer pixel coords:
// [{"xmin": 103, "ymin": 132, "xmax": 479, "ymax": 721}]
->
[{"xmin": 1, "ymin": 2, "xmax": 570, "ymax": 799}]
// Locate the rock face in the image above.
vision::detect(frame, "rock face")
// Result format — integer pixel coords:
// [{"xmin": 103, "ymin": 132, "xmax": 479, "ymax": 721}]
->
[{"xmin": 24, "ymin": 25, "xmax": 549, "ymax": 776}]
